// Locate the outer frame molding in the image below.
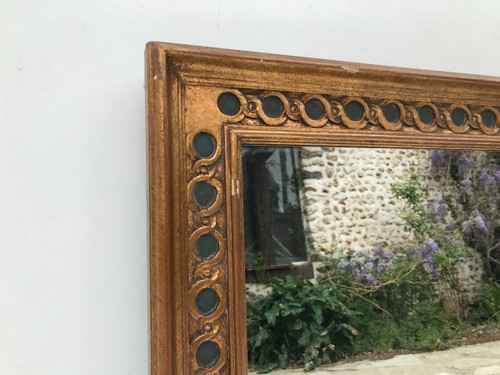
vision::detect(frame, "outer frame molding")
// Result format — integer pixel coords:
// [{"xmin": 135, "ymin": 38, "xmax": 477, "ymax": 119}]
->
[{"xmin": 145, "ymin": 42, "xmax": 500, "ymax": 375}]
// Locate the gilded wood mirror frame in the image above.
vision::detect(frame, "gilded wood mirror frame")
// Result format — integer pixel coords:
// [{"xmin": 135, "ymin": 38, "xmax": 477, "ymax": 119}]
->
[{"xmin": 145, "ymin": 42, "xmax": 500, "ymax": 375}]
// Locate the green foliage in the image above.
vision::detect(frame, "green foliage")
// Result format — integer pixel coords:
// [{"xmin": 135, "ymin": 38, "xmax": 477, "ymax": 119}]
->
[
  {"xmin": 471, "ymin": 282, "xmax": 500, "ymax": 323},
  {"xmin": 390, "ymin": 175, "xmax": 465, "ymax": 294},
  {"xmin": 246, "ymin": 252, "xmax": 266, "ymax": 268},
  {"xmin": 294, "ymin": 167, "xmax": 304, "ymax": 192},
  {"xmin": 390, "ymin": 173, "xmax": 424, "ymax": 207},
  {"xmin": 315, "ymin": 245, "xmax": 455, "ymax": 353},
  {"xmin": 246, "ymin": 276, "xmax": 357, "ymax": 372},
  {"xmin": 313, "ymin": 173, "xmax": 467, "ymax": 357},
  {"xmin": 351, "ymin": 302, "xmax": 453, "ymax": 353},
  {"xmin": 390, "ymin": 174, "xmax": 432, "ymax": 240}
]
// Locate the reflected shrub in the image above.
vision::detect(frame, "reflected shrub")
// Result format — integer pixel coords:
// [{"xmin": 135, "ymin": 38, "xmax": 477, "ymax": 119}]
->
[
  {"xmin": 246, "ymin": 276, "xmax": 357, "ymax": 372},
  {"xmin": 470, "ymin": 282, "xmax": 500, "ymax": 323}
]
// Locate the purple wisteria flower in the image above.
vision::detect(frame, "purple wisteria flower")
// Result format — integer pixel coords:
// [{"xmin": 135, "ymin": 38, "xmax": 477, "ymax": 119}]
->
[
  {"xmin": 356, "ymin": 249, "xmax": 368, "ymax": 257},
  {"xmin": 337, "ymin": 244, "xmax": 397, "ymax": 286},
  {"xmin": 436, "ymin": 199, "xmax": 447, "ymax": 219},
  {"xmin": 479, "ymin": 165, "xmax": 500, "ymax": 190},
  {"xmin": 364, "ymin": 274, "xmax": 380, "ymax": 286},
  {"xmin": 427, "ymin": 202, "xmax": 436, "ymax": 212},
  {"xmin": 338, "ymin": 260, "xmax": 350, "ymax": 269},
  {"xmin": 382, "ymin": 252, "xmax": 395, "ymax": 260},
  {"xmin": 377, "ymin": 263, "xmax": 388, "ymax": 273},
  {"xmin": 462, "ymin": 211, "xmax": 488, "ymax": 241},
  {"xmin": 427, "ymin": 198, "xmax": 447, "ymax": 221},
  {"xmin": 458, "ymin": 178, "xmax": 471, "ymax": 199},
  {"xmin": 362, "ymin": 261, "xmax": 374, "ymax": 271},
  {"xmin": 373, "ymin": 244, "xmax": 384, "ymax": 258},
  {"xmin": 417, "ymin": 239, "xmax": 439, "ymax": 275},
  {"xmin": 479, "ymin": 168, "xmax": 497, "ymax": 188},
  {"xmin": 431, "ymin": 150, "xmax": 471, "ymax": 177},
  {"xmin": 424, "ymin": 238, "xmax": 439, "ymax": 253},
  {"xmin": 431, "ymin": 150, "xmax": 447, "ymax": 167},
  {"xmin": 457, "ymin": 152, "xmax": 471, "ymax": 177},
  {"xmin": 371, "ymin": 245, "xmax": 396, "ymax": 277},
  {"xmin": 338, "ymin": 258, "xmax": 360, "ymax": 277}
]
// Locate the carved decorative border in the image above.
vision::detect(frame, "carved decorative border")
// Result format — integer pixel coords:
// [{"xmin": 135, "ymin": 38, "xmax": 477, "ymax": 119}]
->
[
  {"xmin": 179, "ymin": 90, "xmax": 500, "ymax": 374},
  {"xmin": 223, "ymin": 89, "xmax": 500, "ymax": 135},
  {"xmin": 184, "ymin": 89, "xmax": 500, "ymax": 373},
  {"xmin": 187, "ymin": 134, "xmax": 228, "ymax": 374}
]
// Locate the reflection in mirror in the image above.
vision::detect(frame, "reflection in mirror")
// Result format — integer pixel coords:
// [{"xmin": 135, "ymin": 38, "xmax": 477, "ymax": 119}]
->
[
  {"xmin": 244, "ymin": 146, "xmax": 500, "ymax": 373},
  {"xmin": 242, "ymin": 147, "xmax": 310, "ymax": 282}
]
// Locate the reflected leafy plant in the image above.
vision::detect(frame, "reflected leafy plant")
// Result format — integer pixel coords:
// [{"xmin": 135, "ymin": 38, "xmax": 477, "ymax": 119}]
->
[
  {"xmin": 470, "ymin": 282, "xmax": 500, "ymax": 323},
  {"xmin": 246, "ymin": 276, "xmax": 357, "ymax": 372}
]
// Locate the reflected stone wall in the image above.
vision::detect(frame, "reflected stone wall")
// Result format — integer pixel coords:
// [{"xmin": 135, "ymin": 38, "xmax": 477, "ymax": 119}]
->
[
  {"xmin": 299, "ymin": 147, "xmax": 457, "ymax": 254},
  {"xmin": 298, "ymin": 147, "xmax": 485, "ymax": 301}
]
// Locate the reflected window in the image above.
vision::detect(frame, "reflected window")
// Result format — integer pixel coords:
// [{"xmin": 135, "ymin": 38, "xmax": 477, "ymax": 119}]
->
[{"xmin": 242, "ymin": 147, "xmax": 310, "ymax": 280}]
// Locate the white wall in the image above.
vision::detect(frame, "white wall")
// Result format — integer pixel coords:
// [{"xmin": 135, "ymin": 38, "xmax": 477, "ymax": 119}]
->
[{"xmin": 1, "ymin": 1, "xmax": 499, "ymax": 374}]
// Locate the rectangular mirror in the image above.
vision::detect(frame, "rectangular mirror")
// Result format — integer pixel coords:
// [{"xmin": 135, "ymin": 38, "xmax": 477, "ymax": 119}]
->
[
  {"xmin": 244, "ymin": 146, "xmax": 500, "ymax": 373},
  {"xmin": 145, "ymin": 43, "xmax": 500, "ymax": 374}
]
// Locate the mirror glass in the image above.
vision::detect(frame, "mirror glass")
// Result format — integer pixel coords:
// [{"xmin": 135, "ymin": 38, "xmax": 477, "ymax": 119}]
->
[{"xmin": 243, "ymin": 146, "xmax": 500, "ymax": 373}]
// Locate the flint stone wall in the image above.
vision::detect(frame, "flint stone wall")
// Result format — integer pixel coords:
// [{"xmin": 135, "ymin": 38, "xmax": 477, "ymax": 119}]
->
[
  {"xmin": 298, "ymin": 146, "xmax": 485, "ymax": 301},
  {"xmin": 299, "ymin": 147, "xmax": 450, "ymax": 254}
]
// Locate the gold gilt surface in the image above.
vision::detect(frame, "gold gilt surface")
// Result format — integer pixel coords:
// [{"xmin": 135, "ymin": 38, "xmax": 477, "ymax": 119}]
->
[{"xmin": 145, "ymin": 42, "xmax": 500, "ymax": 375}]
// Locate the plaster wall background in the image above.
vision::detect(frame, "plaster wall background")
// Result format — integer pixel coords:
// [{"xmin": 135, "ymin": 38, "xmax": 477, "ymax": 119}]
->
[{"xmin": 1, "ymin": 1, "xmax": 500, "ymax": 373}]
